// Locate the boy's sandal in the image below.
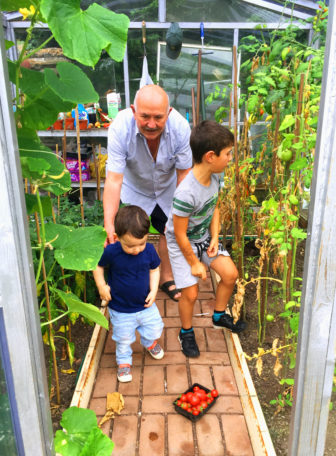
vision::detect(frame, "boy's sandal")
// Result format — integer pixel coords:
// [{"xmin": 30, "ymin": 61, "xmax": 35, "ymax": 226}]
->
[{"xmin": 159, "ymin": 281, "xmax": 181, "ymax": 302}]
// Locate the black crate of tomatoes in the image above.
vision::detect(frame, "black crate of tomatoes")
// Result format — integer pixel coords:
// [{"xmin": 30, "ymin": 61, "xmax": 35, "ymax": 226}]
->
[{"xmin": 173, "ymin": 383, "xmax": 219, "ymax": 422}]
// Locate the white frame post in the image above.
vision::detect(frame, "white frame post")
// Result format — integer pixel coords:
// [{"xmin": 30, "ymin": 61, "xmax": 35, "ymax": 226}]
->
[{"xmin": 288, "ymin": 2, "xmax": 336, "ymax": 454}]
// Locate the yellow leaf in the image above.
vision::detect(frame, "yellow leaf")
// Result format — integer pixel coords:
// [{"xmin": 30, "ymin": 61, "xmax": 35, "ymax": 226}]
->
[
  {"xmin": 58, "ymin": 325, "xmax": 67, "ymax": 333},
  {"xmin": 61, "ymin": 369, "xmax": 76, "ymax": 374},
  {"xmin": 256, "ymin": 357, "xmax": 263, "ymax": 376},
  {"xmin": 250, "ymin": 195, "xmax": 258, "ymax": 204},
  {"xmin": 273, "ymin": 357, "xmax": 283, "ymax": 377},
  {"xmin": 43, "ymin": 331, "xmax": 49, "ymax": 346}
]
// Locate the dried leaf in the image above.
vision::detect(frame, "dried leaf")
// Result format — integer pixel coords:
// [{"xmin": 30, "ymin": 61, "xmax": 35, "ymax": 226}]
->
[
  {"xmin": 273, "ymin": 357, "xmax": 283, "ymax": 377},
  {"xmin": 256, "ymin": 357, "xmax": 263, "ymax": 376},
  {"xmin": 272, "ymin": 338, "xmax": 279, "ymax": 356},
  {"xmin": 61, "ymin": 368, "xmax": 75, "ymax": 374},
  {"xmin": 98, "ymin": 392, "xmax": 125, "ymax": 427}
]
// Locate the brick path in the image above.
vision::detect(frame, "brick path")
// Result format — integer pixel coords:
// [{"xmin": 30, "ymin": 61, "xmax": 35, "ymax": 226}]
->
[{"xmin": 89, "ymin": 271, "xmax": 254, "ymax": 455}]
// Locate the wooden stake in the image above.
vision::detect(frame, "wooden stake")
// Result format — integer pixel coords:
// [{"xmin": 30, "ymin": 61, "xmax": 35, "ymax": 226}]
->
[{"xmin": 75, "ymin": 106, "xmax": 84, "ymax": 222}]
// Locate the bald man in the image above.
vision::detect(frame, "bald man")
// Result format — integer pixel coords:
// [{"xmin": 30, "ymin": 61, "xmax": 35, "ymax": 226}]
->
[{"xmin": 104, "ymin": 85, "xmax": 192, "ymax": 301}]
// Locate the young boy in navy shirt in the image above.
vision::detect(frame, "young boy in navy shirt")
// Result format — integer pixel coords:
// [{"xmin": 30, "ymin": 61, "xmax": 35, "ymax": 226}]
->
[{"xmin": 93, "ymin": 205, "xmax": 164, "ymax": 382}]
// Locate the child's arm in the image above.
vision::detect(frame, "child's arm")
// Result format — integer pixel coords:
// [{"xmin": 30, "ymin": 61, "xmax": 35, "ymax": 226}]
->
[
  {"xmin": 145, "ymin": 266, "xmax": 160, "ymax": 307},
  {"xmin": 92, "ymin": 265, "xmax": 112, "ymax": 302},
  {"xmin": 173, "ymin": 214, "xmax": 207, "ymax": 280},
  {"xmin": 207, "ymin": 201, "xmax": 220, "ymax": 258}
]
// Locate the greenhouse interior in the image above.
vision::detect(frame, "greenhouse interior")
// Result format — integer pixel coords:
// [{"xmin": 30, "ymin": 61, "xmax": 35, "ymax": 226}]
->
[{"xmin": 1, "ymin": 0, "xmax": 335, "ymax": 455}]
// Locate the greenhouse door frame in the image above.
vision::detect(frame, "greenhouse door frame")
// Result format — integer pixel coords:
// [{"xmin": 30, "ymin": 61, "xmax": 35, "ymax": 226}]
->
[{"xmin": 0, "ymin": 23, "xmax": 54, "ymax": 456}]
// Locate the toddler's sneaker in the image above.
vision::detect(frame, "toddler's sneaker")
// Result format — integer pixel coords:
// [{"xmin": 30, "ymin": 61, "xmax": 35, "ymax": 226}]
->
[
  {"xmin": 146, "ymin": 341, "xmax": 164, "ymax": 360},
  {"xmin": 212, "ymin": 312, "xmax": 247, "ymax": 333},
  {"xmin": 117, "ymin": 364, "xmax": 132, "ymax": 382},
  {"xmin": 178, "ymin": 329, "xmax": 200, "ymax": 358}
]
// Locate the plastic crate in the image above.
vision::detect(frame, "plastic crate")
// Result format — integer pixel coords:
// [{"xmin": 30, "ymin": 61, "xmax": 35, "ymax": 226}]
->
[{"xmin": 173, "ymin": 383, "xmax": 219, "ymax": 422}]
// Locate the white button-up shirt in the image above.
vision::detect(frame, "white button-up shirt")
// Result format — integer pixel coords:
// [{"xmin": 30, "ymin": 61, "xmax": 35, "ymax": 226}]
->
[{"xmin": 107, "ymin": 108, "xmax": 192, "ymax": 217}]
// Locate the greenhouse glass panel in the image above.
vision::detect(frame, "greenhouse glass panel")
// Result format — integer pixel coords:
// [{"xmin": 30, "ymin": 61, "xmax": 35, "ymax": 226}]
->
[
  {"xmin": 157, "ymin": 42, "xmax": 232, "ymax": 122},
  {"xmin": 80, "ymin": 0, "xmax": 158, "ymax": 20},
  {"xmin": 167, "ymin": 0, "xmax": 284, "ymax": 23},
  {"xmin": 0, "ymin": 314, "xmax": 19, "ymax": 456}
]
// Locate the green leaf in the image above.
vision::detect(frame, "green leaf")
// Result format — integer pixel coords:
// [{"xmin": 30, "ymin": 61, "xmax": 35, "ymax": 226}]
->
[
  {"xmin": 279, "ymin": 114, "xmax": 296, "ymax": 131},
  {"xmin": 1, "ymin": 0, "xmax": 30, "ymax": 10},
  {"xmin": 289, "ymin": 157, "xmax": 308, "ymax": 171},
  {"xmin": 290, "ymin": 227, "xmax": 307, "ymax": 240},
  {"xmin": 264, "ymin": 76, "xmax": 276, "ymax": 87},
  {"xmin": 41, "ymin": 0, "xmax": 130, "ymax": 67},
  {"xmin": 19, "ymin": 133, "xmax": 71, "ymax": 195},
  {"xmin": 258, "ymin": 87, "xmax": 268, "ymax": 95},
  {"xmin": 8, "ymin": 63, "xmax": 74, "ymax": 130},
  {"xmin": 25, "ymin": 194, "xmax": 53, "ymax": 217},
  {"xmin": 280, "ymin": 378, "xmax": 294, "ymax": 386},
  {"xmin": 81, "ymin": 427, "xmax": 114, "ymax": 456},
  {"xmin": 52, "ymin": 288, "xmax": 109, "ymax": 329},
  {"xmin": 44, "ymin": 224, "xmax": 106, "ymax": 270},
  {"xmin": 45, "ymin": 62, "xmax": 98, "ymax": 104},
  {"xmin": 5, "ymin": 40, "xmax": 14, "ymax": 50}
]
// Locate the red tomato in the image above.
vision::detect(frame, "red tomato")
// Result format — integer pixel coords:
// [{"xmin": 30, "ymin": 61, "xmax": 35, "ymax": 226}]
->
[
  {"xmin": 207, "ymin": 397, "xmax": 214, "ymax": 404},
  {"xmin": 176, "ymin": 399, "xmax": 181, "ymax": 406},
  {"xmin": 186, "ymin": 392, "xmax": 193, "ymax": 403},
  {"xmin": 192, "ymin": 409, "xmax": 199, "ymax": 416},
  {"xmin": 193, "ymin": 386, "xmax": 200, "ymax": 392},
  {"xmin": 181, "ymin": 402, "xmax": 188, "ymax": 410},
  {"xmin": 181, "ymin": 394, "xmax": 188, "ymax": 402},
  {"xmin": 201, "ymin": 401, "xmax": 208, "ymax": 409},
  {"xmin": 190, "ymin": 394, "xmax": 200, "ymax": 406},
  {"xmin": 211, "ymin": 389, "xmax": 219, "ymax": 398}
]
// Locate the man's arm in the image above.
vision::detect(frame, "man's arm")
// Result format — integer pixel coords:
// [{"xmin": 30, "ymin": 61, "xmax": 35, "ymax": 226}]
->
[
  {"xmin": 173, "ymin": 215, "xmax": 207, "ymax": 280},
  {"xmin": 176, "ymin": 168, "xmax": 191, "ymax": 187},
  {"xmin": 103, "ymin": 171, "xmax": 123, "ymax": 245}
]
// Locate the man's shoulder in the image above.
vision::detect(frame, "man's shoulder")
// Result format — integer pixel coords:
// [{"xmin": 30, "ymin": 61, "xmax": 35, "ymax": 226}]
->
[
  {"xmin": 109, "ymin": 108, "xmax": 134, "ymax": 131},
  {"xmin": 167, "ymin": 108, "xmax": 190, "ymax": 130}
]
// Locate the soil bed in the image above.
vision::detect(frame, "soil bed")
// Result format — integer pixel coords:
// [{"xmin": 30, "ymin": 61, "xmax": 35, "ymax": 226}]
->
[
  {"xmin": 46, "ymin": 319, "xmax": 94, "ymax": 432},
  {"xmin": 237, "ymin": 241, "xmax": 336, "ymax": 455}
]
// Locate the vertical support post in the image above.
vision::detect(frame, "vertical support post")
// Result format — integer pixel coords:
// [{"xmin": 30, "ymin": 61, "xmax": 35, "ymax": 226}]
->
[
  {"xmin": 123, "ymin": 43, "xmax": 130, "ymax": 108},
  {"xmin": 288, "ymin": 3, "xmax": 336, "ymax": 455},
  {"xmin": 0, "ymin": 18, "xmax": 54, "ymax": 455}
]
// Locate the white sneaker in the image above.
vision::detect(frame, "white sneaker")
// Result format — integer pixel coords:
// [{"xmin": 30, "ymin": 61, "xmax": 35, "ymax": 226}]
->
[
  {"xmin": 117, "ymin": 364, "xmax": 132, "ymax": 382},
  {"xmin": 146, "ymin": 341, "xmax": 164, "ymax": 360}
]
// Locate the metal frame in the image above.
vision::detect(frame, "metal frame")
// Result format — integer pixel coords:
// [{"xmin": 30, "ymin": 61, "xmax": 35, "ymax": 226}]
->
[
  {"xmin": 0, "ymin": 20, "xmax": 54, "ymax": 455},
  {"xmin": 288, "ymin": 1, "xmax": 336, "ymax": 454}
]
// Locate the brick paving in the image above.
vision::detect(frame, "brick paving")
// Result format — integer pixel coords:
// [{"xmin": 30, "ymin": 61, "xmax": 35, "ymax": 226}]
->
[{"xmin": 89, "ymin": 271, "xmax": 254, "ymax": 455}]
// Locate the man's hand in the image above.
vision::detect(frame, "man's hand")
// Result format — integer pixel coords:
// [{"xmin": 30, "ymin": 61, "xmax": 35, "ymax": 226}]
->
[
  {"xmin": 207, "ymin": 237, "xmax": 218, "ymax": 258},
  {"xmin": 104, "ymin": 224, "xmax": 116, "ymax": 247},
  {"xmin": 144, "ymin": 290, "xmax": 157, "ymax": 307},
  {"xmin": 98, "ymin": 283, "xmax": 112, "ymax": 302},
  {"xmin": 191, "ymin": 261, "xmax": 207, "ymax": 281}
]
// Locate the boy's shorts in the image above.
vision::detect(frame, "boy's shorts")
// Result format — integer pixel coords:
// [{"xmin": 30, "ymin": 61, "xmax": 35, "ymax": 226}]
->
[{"xmin": 167, "ymin": 235, "xmax": 230, "ymax": 289}]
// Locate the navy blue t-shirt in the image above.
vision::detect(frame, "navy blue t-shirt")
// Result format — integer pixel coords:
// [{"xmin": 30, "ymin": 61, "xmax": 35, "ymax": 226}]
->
[{"xmin": 98, "ymin": 242, "xmax": 160, "ymax": 313}]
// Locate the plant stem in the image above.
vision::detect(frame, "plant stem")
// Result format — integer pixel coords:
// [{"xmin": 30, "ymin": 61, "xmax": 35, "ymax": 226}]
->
[{"xmin": 40, "ymin": 311, "xmax": 70, "ymax": 327}]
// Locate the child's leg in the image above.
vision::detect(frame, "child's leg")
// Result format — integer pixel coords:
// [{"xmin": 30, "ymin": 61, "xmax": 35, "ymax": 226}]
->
[
  {"xmin": 178, "ymin": 284, "xmax": 199, "ymax": 329},
  {"xmin": 137, "ymin": 304, "xmax": 164, "ymax": 359},
  {"xmin": 210, "ymin": 256, "xmax": 246, "ymax": 333},
  {"xmin": 210, "ymin": 256, "xmax": 238, "ymax": 312},
  {"xmin": 109, "ymin": 309, "xmax": 136, "ymax": 366}
]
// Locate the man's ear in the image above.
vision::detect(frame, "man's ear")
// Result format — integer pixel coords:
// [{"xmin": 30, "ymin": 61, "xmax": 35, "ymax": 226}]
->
[
  {"xmin": 130, "ymin": 104, "xmax": 136, "ymax": 116},
  {"xmin": 168, "ymin": 106, "xmax": 173, "ymax": 116}
]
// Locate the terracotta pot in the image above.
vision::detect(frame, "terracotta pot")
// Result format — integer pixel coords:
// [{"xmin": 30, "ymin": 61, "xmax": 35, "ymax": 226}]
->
[
  {"xmin": 53, "ymin": 119, "xmax": 63, "ymax": 130},
  {"xmin": 79, "ymin": 119, "xmax": 88, "ymax": 130},
  {"xmin": 65, "ymin": 117, "xmax": 75, "ymax": 130}
]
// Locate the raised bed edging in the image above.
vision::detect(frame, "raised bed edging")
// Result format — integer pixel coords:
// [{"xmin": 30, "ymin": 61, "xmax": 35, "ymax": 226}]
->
[
  {"xmin": 210, "ymin": 269, "xmax": 276, "ymax": 456},
  {"xmin": 70, "ymin": 306, "xmax": 109, "ymax": 409}
]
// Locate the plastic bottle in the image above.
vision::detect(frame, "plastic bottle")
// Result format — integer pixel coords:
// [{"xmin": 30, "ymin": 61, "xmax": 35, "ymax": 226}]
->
[{"xmin": 107, "ymin": 91, "xmax": 119, "ymax": 120}]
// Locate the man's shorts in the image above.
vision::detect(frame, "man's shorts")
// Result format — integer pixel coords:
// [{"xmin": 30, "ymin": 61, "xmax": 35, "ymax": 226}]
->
[
  {"xmin": 120, "ymin": 202, "xmax": 167, "ymax": 235},
  {"xmin": 167, "ymin": 236, "xmax": 230, "ymax": 289}
]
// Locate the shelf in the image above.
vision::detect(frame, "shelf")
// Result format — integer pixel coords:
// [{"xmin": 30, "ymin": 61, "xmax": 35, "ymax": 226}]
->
[
  {"xmin": 38, "ymin": 129, "xmax": 108, "ymax": 137},
  {"xmin": 71, "ymin": 179, "xmax": 105, "ymax": 188}
]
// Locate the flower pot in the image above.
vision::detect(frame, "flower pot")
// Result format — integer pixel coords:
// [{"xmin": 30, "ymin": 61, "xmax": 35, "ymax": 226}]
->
[
  {"xmin": 65, "ymin": 117, "xmax": 75, "ymax": 130},
  {"xmin": 53, "ymin": 119, "xmax": 63, "ymax": 130},
  {"xmin": 79, "ymin": 119, "xmax": 88, "ymax": 130}
]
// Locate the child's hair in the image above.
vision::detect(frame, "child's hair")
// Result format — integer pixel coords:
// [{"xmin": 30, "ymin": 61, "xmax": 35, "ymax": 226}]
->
[
  {"xmin": 190, "ymin": 120, "xmax": 234, "ymax": 164},
  {"xmin": 115, "ymin": 205, "xmax": 150, "ymax": 239}
]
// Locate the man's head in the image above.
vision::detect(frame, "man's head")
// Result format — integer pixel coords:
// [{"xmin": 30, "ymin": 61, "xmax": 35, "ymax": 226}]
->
[
  {"xmin": 114, "ymin": 205, "xmax": 150, "ymax": 255},
  {"xmin": 131, "ymin": 85, "xmax": 172, "ymax": 141},
  {"xmin": 190, "ymin": 120, "xmax": 234, "ymax": 164}
]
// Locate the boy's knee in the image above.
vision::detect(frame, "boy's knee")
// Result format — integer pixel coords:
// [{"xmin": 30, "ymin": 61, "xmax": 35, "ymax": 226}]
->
[{"xmin": 182, "ymin": 285, "xmax": 198, "ymax": 303}]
